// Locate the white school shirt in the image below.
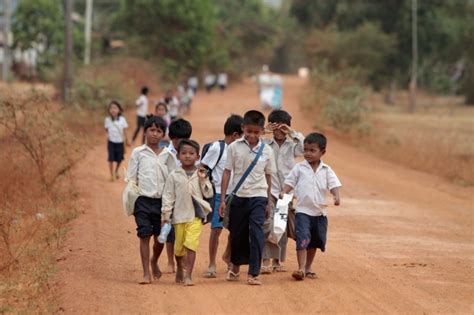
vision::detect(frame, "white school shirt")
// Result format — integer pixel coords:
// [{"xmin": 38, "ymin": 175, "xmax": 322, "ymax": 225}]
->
[
  {"xmin": 284, "ymin": 160, "xmax": 341, "ymax": 217},
  {"xmin": 201, "ymin": 141, "xmax": 234, "ymax": 195},
  {"xmin": 225, "ymin": 138, "xmax": 275, "ymax": 198},
  {"xmin": 217, "ymin": 73, "xmax": 228, "ymax": 86},
  {"xmin": 135, "ymin": 94, "xmax": 149, "ymax": 117},
  {"xmin": 125, "ymin": 145, "xmax": 176, "ymax": 198},
  {"xmin": 104, "ymin": 116, "xmax": 128, "ymax": 143},
  {"xmin": 265, "ymin": 130, "xmax": 304, "ymax": 198},
  {"xmin": 166, "ymin": 142, "xmax": 180, "ymax": 167},
  {"xmin": 188, "ymin": 76, "xmax": 198, "ymax": 88}
]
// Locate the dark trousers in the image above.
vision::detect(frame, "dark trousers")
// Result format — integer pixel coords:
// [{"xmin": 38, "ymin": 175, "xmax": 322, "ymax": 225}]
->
[
  {"xmin": 228, "ymin": 196, "xmax": 267, "ymax": 276},
  {"xmin": 132, "ymin": 116, "xmax": 146, "ymax": 143}
]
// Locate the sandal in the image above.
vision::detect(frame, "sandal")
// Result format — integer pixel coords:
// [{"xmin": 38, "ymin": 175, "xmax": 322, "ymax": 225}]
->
[
  {"xmin": 247, "ymin": 276, "xmax": 262, "ymax": 285},
  {"xmin": 305, "ymin": 272, "xmax": 317, "ymax": 279},
  {"xmin": 226, "ymin": 270, "xmax": 240, "ymax": 281},
  {"xmin": 291, "ymin": 270, "xmax": 305, "ymax": 281},
  {"xmin": 260, "ymin": 265, "xmax": 273, "ymax": 274},
  {"xmin": 273, "ymin": 265, "xmax": 287, "ymax": 272},
  {"xmin": 203, "ymin": 270, "xmax": 217, "ymax": 278}
]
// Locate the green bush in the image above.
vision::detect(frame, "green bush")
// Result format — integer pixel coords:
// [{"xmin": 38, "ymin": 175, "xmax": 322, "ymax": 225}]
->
[{"xmin": 323, "ymin": 86, "xmax": 366, "ymax": 132}]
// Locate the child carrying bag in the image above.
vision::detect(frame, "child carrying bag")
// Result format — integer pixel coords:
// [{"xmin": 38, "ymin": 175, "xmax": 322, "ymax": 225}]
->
[{"xmin": 221, "ymin": 143, "xmax": 265, "ymax": 228}]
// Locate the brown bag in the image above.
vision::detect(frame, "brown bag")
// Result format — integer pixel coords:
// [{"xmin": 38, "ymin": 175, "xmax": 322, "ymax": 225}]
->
[{"xmin": 286, "ymin": 203, "xmax": 296, "ymax": 240}]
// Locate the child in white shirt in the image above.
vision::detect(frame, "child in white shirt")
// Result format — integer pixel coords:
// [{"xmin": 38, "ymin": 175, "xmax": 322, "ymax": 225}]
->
[
  {"xmin": 282, "ymin": 132, "xmax": 341, "ymax": 281},
  {"xmin": 104, "ymin": 101, "xmax": 128, "ymax": 181}
]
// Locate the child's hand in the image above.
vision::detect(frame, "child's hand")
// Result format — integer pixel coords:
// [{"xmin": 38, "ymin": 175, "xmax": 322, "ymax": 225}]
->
[
  {"xmin": 265, "ymin": 201, "xmax": 274, "ymax": 219},
  {"xmin": 278, "ymin": 124, "xmax": 293, "ymax": 135},
  {"xmin": 218, "ymin": 201, "xmax": 226, "ymax": 218},
  {"xmin": 161, "ymin": 219, "xmax": 170, "ymax": 226},
  {"xmin": 264, "ymin": 122, "xmax": 278, "ymax": 133},
  {"xmin": 197, "ymin": 167, "xmax": 208, "ymax": 180},
  {"xmin": 334, "ymin": 196, "xmax": 340, "ymax": 206}
]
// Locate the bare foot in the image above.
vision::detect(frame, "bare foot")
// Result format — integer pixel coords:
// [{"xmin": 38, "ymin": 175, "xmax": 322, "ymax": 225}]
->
[
  {"xmin": 139, "ymin": 275, "xmax": 152, "ymax": 285},
  {"xmin": 164, "ymin": 264, "xmax": 175, "ymax": 274},
  {"xmin": 175, "ymin": 268, "xmax": 184, "ymax": 283},
  {"xmin": 151, "ymin": 262, "xmax": 162, "ymax": 280},
  {"xmin": 184, "ymin": 276, "xmax": 194, "ymax": 286}
]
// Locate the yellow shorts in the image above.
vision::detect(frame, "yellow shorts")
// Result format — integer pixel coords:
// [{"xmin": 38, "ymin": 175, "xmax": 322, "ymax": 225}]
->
[{"xmin": 173, "ymin": 218, "xmax": 203, "ymax": 257}]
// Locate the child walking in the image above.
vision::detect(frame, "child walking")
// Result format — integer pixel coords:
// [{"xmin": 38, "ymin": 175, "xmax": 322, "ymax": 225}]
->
[
  {"xmin": 161, "ymin": 118, "xmax": 193, "ymax": 273},
  {"xmin": 104, "ymin": 101, "xmax": 129, "ymax": 181},
  {"xmin": 219, "ymin": 110, "xmax": 275, "ymax": 285},
  {"xmin": 161, "ymin": 140, "xmax": 214, "ymax": 286},
  {"xmin": 261, "ymin": 110, "xmax": 304, "ymax": 273},
  {"xmin": 132, "ymin": 86, "xmax": 149, "ymax": 145},
  {"xmin": 125, "ymin": 116, "xmax": 173, "ymax": 284},
  {"xmin": 281, "ymin": 132, "xmax": 341, "ymax": 280},
  {"xmin": 154, "ymin": 102, "xmax": 171, "ymax": 148},
  {"xmin": 201, "ymin": 114, "xmax": 243, "ymax": 278}
]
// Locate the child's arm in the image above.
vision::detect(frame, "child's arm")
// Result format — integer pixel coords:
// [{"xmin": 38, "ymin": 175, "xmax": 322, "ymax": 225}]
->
[
  {"xmin": 279, "ymin": 124, "xmax": 305, "ymax": 156},
  {"xmin": 161, "ymin": 175, "xmax": 176, "ymax": 224},
  {"xmin": 280, "ymin": 184, "xmax": 294, "ymax": 198},
  {"xmin": 198, "ymin": 167, "xmax": 214, "ymax": 199},
  {"xmin": 218, "ymin": 169, "xmax": 231, "ymax": 217},
  {"xmin": 281, "ymin": 164, "xmax": 299, "ymax": 198},
  {"xmin": 330, "ymin": 187, "xmax": 340, "ymax": 206},
  {"xmin": 125, "ymin": 151, "xmax": 138, "ymax": 182},
  {"xmin": 265, "ymin": 173, "xmax": 273, "ymax": 218}
]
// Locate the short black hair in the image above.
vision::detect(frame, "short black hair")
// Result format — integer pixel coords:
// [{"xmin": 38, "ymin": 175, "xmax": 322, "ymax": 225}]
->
[
  {"xmin": 144, "ymin": 115, "xmax": 167, "ymax": 132},
  {"xmin": 224, "ymin": 114, "xmax": 243, "ymax": 136},
  {"xmin": 304, "ymin": 132, "xmax": 327, "ymax": 151},
  {"xmin": 243, "ymin": 110, "xmax": 265, "ymax": 127},
  {"xmin": 168, "ymin": 118, "xmax": 192, "ymax": 140},
  {"xmin": 108, "ymin": 100, "xmax": 123, "ymax": 117},
  {"xmin": 155, "ymin": 102, "xmax": 168, "ymax": 112},
  {"xmin": 268, "ymin": 110, "xmax": 292, "ymax": 126},
  {"xmin": 141, "ymin": 86, "xmax": 149, "ymax": 95},
  {"xmin": 177, "ymin": 139, "xmax": 200, "ymax": 155}
]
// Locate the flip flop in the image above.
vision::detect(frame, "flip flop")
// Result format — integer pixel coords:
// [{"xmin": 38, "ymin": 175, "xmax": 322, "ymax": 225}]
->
[
  {"xmin": 273, "ymin": 265, "xmax": 287, "ymax": 272},
  {"xmin": 138, "ymin": 280, "xmax": 152, "ymax": 285},
  {"xmin": 203, "ymin": 270, "xmax": 217, "ymax": 278},
  {"xmin": 247, "ymin": 276, "xmax": 262, "ymax": 285},
  {"xmin": 305, "ymin": 272, "xmax": 317, "ymax": 279},
  {"xmin": 291, "ymin": 270, "xmax": 305, "ymax": 281},
  {"xmin": 260, "ymin": 266, "xmax": 272, "ymax": 274},
  {"xmin": 226, "ymin": 270, "xmax": 240, "ymax": 281}
]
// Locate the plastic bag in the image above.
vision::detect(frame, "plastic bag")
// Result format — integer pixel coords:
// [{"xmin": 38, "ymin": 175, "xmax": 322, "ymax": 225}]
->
[
  {"xmin": 123, "ymin": 179, "xmax": 140, "ymax": 216},
  {"xmin": 268, "ymin": 194, "xmax": 293, "ymax": 244}
]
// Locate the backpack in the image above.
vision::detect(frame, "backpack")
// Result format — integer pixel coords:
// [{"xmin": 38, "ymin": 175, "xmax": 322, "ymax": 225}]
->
[
  {"xmin": 201, "ymin": 140, "xmax": 225, "ymax": 181},
  {"xmin": 200, "ymin": 140, "xmax": 225, "ymax": 224}
]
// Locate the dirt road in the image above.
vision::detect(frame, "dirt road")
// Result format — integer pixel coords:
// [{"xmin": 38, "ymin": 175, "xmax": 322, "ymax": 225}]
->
[{"xmin": 58, "ymin": 76, "xmax": 474, "ymax": 314}]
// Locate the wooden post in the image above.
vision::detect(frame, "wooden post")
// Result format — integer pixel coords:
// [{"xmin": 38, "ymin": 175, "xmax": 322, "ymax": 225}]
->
[
  {"xmin": 409, "ymin": 0, "xmax": 418, "ymax": 112},
  {"xmin": 63, "ymin": 0, "xmax": 74, "ymax": 103},
  {"xmin": 84, "ymin": 0, "xmax": 93, "ymax": 65},
  {"xmin": 2, "ymin": 0, "xmax": 11, "ymax": 82}
]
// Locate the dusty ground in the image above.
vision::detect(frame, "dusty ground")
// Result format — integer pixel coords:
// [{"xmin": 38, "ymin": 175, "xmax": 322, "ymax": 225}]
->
[{"xmin": 58, "ymin": 76, "xmax": 474, "ymax": 314}]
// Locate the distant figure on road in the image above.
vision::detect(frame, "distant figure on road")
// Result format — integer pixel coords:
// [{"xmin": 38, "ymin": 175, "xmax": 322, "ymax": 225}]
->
[
  {"xmin": 218, "ymin": 73, "xmax": 228, "ymax": 91},
  {"xmin": 131, "ymin": 86, "xmax": 149, "ymax": 145},
  {"xmin": 205, "ymin": 73, "xmax": 217, "ymax": 92},
  {"xmin": 257, "ymin": 65, "xmax": 283, "ymax": 110},
  {"xmin": 188, "ymin": 75, "xmax": 199, "ymax": 94}
]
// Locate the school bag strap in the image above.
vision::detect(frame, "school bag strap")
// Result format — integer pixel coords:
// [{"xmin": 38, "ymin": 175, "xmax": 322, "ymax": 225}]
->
[
  {"xmin": 213, "ymin": 140, "xmax": 225, "ymax": 170},
  {"xmin": 230, "ymin": 142, "xmax": 265, "ymax": 197}
]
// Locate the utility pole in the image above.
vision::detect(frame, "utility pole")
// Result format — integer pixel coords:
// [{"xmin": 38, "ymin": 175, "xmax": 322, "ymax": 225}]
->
[
  {"xmin": 63, "ymin": 0, "xmax": 74, "ymax": 103},
  {"xmin": 2, "ymin": 0, "xmax": 11, "ymax": 82},
  {"xmin": 84, "ymin": 0, "xmax": 93, "ymax": 65},
  {"xmin": 409, "ymin": 0, "xmax": 418, "ymax": 112}
]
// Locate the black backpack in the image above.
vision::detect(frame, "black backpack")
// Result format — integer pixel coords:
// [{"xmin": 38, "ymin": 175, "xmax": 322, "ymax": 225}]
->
[{"xmin": 200, "ymin": 140, "xmax": 225, "ymax": 224}]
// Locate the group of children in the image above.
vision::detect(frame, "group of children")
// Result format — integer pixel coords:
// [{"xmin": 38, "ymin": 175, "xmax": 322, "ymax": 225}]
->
[{"xmin": 105, "ymin": 95, "xmax": 342, "ymax": 286}]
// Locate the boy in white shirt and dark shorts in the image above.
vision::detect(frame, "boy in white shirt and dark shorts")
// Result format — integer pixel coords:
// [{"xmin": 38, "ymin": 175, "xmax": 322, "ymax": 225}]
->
[{"xmin": 282, "ymin": 132, "xmax": 341, "ymax": 281}]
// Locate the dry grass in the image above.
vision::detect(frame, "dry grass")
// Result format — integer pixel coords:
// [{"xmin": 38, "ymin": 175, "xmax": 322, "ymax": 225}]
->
[
  {"xmin": 0, "ymin": 90, "xmax": 84, "ymax": 312},
  {"xmin": 302, "ymin": 77, "xmax": 474, "ymax": 186},
  {"xmin": 363, "ymin": 92, "xmax": 474, "ymax": 186}
]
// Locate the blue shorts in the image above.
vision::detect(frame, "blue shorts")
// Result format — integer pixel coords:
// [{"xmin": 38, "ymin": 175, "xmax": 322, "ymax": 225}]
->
[
  {"xmin": 210, "ymin": 193, "xmax": 224, "ymax": 229},
  {"xmin": 295, "ymin": 213, "xmax": 328, "ymax": 251}
]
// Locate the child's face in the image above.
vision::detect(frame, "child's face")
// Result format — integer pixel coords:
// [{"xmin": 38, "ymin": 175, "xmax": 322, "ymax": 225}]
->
[
  {"xmin": 178, "ymin": 144, "xmax": 199, "ymax": 167},
  {"xmin": 243, "ymin": 124, "xmax": 263, "ymax": 145},
  {"xmin": 145, "ymin": 124, "xmax": 164, "ymax": 146},
  {"xmin": 230, "ymin": 132, "xmax": 243, "ymax": 143},
  {"xmin": 272, "ymin": 124, "xmax": 286, "ymax": 141},
  {"xmin": 155, "ymin": 105, "xmax": 167, "ymax": 117},
  {"xmin": 304, "ymin": 142, "xmax": 325, "ymax": 164},
  {"xmin": 109, "ymin": 104, "xmax": 120, "ymax": 117}
]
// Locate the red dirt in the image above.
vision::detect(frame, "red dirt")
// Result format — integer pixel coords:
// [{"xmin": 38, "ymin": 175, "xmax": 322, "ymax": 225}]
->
[{"xmin": 57, "ymin": 76, "xmax": 474, "ymax": 314}]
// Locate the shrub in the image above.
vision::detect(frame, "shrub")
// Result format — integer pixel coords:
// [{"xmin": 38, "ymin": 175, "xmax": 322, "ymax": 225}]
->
[{"xmin": 323, "ymin": 86, "xmax": 366, "ymax": 132}]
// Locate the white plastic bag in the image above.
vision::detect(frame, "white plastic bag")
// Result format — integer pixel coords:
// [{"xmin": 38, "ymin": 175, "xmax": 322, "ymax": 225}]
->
[
  {"xmin": 268, "ymin": 194, "xmax": 293, "ymax": 244},
  {"xmin": 123, "ymin": 179, "xmax": 140, "ymax": 216}
]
